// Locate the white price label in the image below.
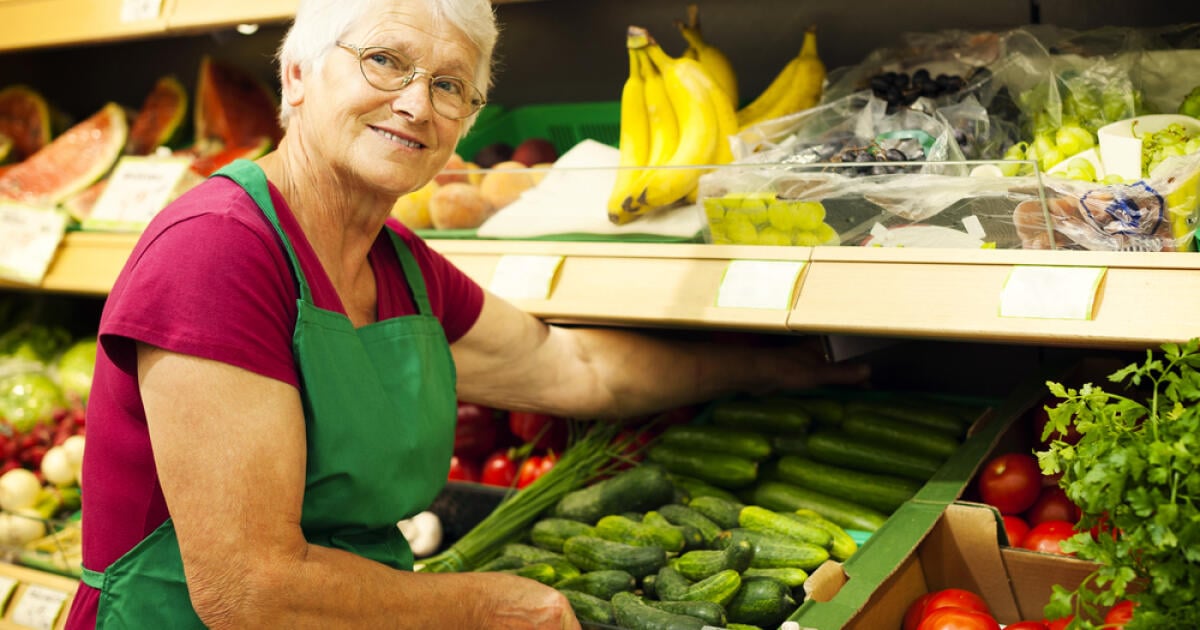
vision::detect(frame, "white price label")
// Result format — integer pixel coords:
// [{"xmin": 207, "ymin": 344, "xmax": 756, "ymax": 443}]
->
[
  {"xmin": 0, "ymin": 575, "xmax": 19, "ymax": 613},
  {"xmin": 10, "ymin": 585, "xmax": 68, "ymax": 630},
  {"xmin": 83, "ymin": 156, "xmax": 193, "ymax": 232},
  {"xmin": 0, "ymin": 203, "xmax": 68, "ymax": 286},
  {"xmin": 488, "ymin": 255, "xmax": 564, "ymax": 301},
  {"xmin": 120, "ymin": 0, "xmax": 163, "ymax": 22},
  {"xmin": 716, "ymin": 260, "xmax": 806, "ymax": 310},
  {"xmin": 999, "ymin": 265, "xmax": 1107, "ymax": 320}
]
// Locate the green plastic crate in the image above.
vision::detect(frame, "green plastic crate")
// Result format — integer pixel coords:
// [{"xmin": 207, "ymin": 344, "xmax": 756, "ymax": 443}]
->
[{"xmin": 456, "ymin": 101, "xmax": 620, "ymax": 162}]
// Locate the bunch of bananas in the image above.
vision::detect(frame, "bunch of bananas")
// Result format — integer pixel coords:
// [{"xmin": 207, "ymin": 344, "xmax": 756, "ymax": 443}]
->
[
  {"xmin": 736, "ymin": 27, "xmax": 826, "ymax": 132},
  {"xmin": 607, "ymin": 25, "xmax": 738, "ymax": 225},
  {"xmin": 676, "ymin": 4, "xmax": 737, "ymax": 110}
]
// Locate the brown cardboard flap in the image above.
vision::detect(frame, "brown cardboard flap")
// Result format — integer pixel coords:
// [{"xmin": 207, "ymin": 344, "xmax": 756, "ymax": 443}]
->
[
  {"xmin": 1002, "ymin": 547, "xmax": 1101, "ymax": 620},
  {"xmin": 918, "ymin": 502, "xmax": 1022, "ymax": 622}
]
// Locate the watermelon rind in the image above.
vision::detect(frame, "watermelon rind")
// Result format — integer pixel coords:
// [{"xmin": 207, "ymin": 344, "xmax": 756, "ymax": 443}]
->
[
  {"xmin": 194, "ymin": 56, "xmax": 282, "ymax": 151},
  {"xmin": 184, "ymin": 135, "xmax": 273, "ymax": 177},
  {"xmin": 0, "ymin": 85, "xmax": 52, "ymax": 161},
  {"xmin": 127, "ymin": 75, "xmax": 189, "ymax": 156},
  {"xmin": 0, "ymin": 102, "xmax": 128, "ymax": 208}
]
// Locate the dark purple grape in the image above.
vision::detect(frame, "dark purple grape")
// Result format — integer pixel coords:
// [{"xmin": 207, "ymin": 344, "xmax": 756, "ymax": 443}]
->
[{"xmin": 884, "ymin": 148, "xmax": 907, "ymax": 162}]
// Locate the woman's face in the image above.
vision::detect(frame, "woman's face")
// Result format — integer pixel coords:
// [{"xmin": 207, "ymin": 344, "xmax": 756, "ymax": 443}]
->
[{"xmin": 293, "ymin": 1, "xmax": 481, "ymax": 197}]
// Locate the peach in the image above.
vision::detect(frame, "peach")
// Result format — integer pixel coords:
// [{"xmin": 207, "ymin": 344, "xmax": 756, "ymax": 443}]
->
[
  {"xmin": 435, "ymin": 152, "xmax": 470, "ymax": 186},
  {"xmin": 429, "ymin": 181, "xmax": 495, "ymax": 230},
  {"xmin": 529, "ymin": 162, "xmax": 555, "ymax": 185},
  {"xmin": 391, "ymin": 180, "xmax": 438, "ymax": 230},
  {"xmin": 512, "ymin": 137, "xmax": 558, "ymax": 166},
  {"xmin": 479, "ymin": 160, "xmax": 537, "ymax": 211}
]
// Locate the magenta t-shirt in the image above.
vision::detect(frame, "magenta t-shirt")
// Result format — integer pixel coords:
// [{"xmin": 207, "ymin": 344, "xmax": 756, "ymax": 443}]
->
[{"xmin": 65, "ymin": 175, "xmax": 484, "ymax": 628}]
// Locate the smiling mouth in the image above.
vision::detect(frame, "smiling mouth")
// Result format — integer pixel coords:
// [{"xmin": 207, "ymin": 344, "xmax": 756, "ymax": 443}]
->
[{"xmin": 371, "ymin": 125, "xmax": 424, "ymax": 149}]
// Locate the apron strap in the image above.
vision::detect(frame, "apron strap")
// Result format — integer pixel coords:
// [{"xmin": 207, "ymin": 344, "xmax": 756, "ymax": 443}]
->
[
  {"xmin": 385, "ymin": 229, "xmax": 434, "ymax": 317},
  {"xmin": 211, "ymin": 159, "xmax": 314, "ymax": 305},
  {"xmin": 81, "ymin": 565, "xmax": 105, "ymax": 589}
]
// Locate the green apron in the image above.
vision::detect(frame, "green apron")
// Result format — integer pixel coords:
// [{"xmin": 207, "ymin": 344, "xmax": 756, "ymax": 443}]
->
[{"xmin": 80, "ymin": 159, "xmax": 458, "ymax": 627}]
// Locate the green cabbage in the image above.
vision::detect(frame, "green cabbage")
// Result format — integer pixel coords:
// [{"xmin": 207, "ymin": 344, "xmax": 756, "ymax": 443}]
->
[
  {"xmin": 0, "ymin": 371, "xmax": 64, "ymax": 433},
  {"xmin": 56, "ymin": 338, "xmax": 97, "ymax": 404}
]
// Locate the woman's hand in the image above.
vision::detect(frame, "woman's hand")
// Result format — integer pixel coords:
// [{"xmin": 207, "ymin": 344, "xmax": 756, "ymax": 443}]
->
[{"xmin": 474, "ymin": 573, "xmax": 580, "ymax": 629}]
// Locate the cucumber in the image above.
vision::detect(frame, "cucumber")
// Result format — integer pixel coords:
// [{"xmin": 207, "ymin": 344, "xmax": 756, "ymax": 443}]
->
[
  {"xmin": 647, "ymin": 443, "xmax": 758, "ymax": 489},
  {"xmin": 596, "ymin": 514, "xmax": 686, "ymax": 552},
  {"xmin": 806, "ymin": 431, "xmax": 943, "ymax": 481},
  {"xmin": 552, "ymin": 464, "xmax": 676, "ymax": 524},
  {"xmin": 741, "ymin": 566, "xmax": 809, "ymax": 588},
  {"xmin": 844, "ymin": 398, "xmax": 966, "ymax": 436},
  {"xmin": 841, "ymin": 410, "xmax": 960, "ymax": 459},
  {"xmin": 686, "ymin": 495, "xmax": 744, "ymax": 530},
  {"xmin": 742, "ymin": 480, "xmax": 889, "ymax": 532},
  {"xmin": 653, "ymin": 566, "xmax": 692, "ymax": 601},
  {"xmin": 726, "ymin": 625, "xmax": 767, "ymax": 630},
  {"xmin": 497, "ymin": 543, "xmax": 564, "ymax": 564},
  {"xmin": 643, "ymin": 599, "xmax": 727, "ymax": 627},
  {"xmin": 659, "ymin": 425, "xmax": 773, "ymax": 461},
  {"xmin": 738, "ymin": 505, "xmax": 833, "ymax": 549},
  {"xmin": 667, "ymin": 473, "xmax": 744, "ymax": 503},
  {"xmin": 530, "ymin": 518, "xmax": 596, "ymax": 553},
  {"xmin": 559, "ymin": 589, "xmax": 614, "ymax": 625},
  {"xmin": 504, "ymin": 562, "xmax": 558, "ymax": 585},
  {"xmin": 611, "ymin": 592, "xmax": 707, "ymax": 630},
  {"xmin": 562, "ymin": 535, "xmax": 666, "ymax": 579},
  {"xmin": 641, "ymin": 573, "xmax": 657, "ymax": 599},
  {"xmin": 790, "ymin": 509, "xmax": 858, "ymax": 561},
  {"xmin": 787, "ymin": 396, "xmax": 847, "ymax": 426},
  {"xmin": 710, "ymin": 397, "xmax": 812, "ymax": 434},
  {"xmin": 553, "ymin": 569, "xmax": 636, "ymax": 600},
  {"xmin": 773, "ymin": 455, "xmax": 920, "ymax": 513},
  {"xmin": 474, "ymin": 554, "xmax": 526, "ymax": 572},
  {"xmin": 726, "ymin": 576, "xmax": 798, "ymax": 628},
  {"xmin": 771, "ymin": 434, "xmax": 811, "ymax": 457},
  {"xmin": 657, "ymin": 504, "xmax": 723, "ymax": 546},
  {"xmin": 643, "ymin": 511, "xmax": 704, "ymax": 550},
  {"xmin": 716, "ymin": 529, "xmax": 829, "ymax": 571},
  {"xmin": 680, "ymin": 569, "xmax": 741, "ymax": 606},
  {"xmin": 669, "ymin": 538, "xmax": 754, "ymax": 581}
]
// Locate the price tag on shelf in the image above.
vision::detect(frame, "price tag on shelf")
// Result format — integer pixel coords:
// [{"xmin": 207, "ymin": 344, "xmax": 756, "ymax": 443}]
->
[
  {"xmin": 10, "ymin": 584, "xmax": 68, "ymax": 630},
  {"xmin": 488, "ymin": 255, "xmax": 564, "ymax": 301},
  {"xmin": 82, "ymin": 156, "xmax": 194, "ymax": 232},
  {"xmin": 716, "ymin": 260, "xmax": 806, "ymax": 310},
  {"xmin": 0, "ymin": 203, "xmax": 68, "ymax": 286},
  {"xmin": 0, "ymin": 575, "xmax": 19, "ymax": 614},
  {"xmin": 120, "ymin": 0, "xmax": 163, "ymax": 22},
  {"xmin": 999, "ymin": 265, "xmax": 1107, "ymax": 320}
]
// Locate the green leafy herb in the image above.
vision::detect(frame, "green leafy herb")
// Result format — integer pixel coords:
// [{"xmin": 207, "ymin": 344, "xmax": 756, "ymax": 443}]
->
[{"xmin": 1038, "ymin": 340, "xmax": 1200, "ymax": 629}]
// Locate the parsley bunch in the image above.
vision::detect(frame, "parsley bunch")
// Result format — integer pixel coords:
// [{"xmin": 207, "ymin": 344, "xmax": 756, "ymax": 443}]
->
[{"xmin": 1037, "ymin": 340, "xmax": 1200, "ymax": 629}]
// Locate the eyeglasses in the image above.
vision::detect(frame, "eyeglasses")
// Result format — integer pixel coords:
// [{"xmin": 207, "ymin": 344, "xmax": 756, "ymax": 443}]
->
[{"xmin": 335, "ymin": 41, "xmax": 486, "ymax": 120}]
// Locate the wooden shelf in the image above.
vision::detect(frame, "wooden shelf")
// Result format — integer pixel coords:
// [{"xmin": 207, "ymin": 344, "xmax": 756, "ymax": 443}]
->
[{"xmin": 8, "ymin": 232, "xmax": 1198, "ymax": 350}]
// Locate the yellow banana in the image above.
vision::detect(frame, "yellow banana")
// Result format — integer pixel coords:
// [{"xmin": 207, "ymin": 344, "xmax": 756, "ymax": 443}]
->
[
  {"xmin": 622, "ymin": 36, "xmax": 719, "ymax": 219},
  {"xmin": 640, "ymin": 47, "xmax": 679, "ymax": 171},
  {"xmin": 607, "ymin": 46, "xmax": 649, "ymax": 219},
  {"xmin": 737, "ymin": 27, "xmax": 825, "ymax": 131},
  {"xmin": 676, "ymin": 4, "xmax": 738, "ymax": 110}
]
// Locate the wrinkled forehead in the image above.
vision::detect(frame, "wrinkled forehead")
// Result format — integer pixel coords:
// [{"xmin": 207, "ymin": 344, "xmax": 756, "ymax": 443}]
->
[{"xmin": 343, "ymin": 2, "xmax": 481, "ymax": 77}]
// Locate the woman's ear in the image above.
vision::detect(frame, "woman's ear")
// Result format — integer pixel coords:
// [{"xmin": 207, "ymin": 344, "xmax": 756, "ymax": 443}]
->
[{"xmin": 281, "ymin": 60, "xmax": 305, "ymax": 108}]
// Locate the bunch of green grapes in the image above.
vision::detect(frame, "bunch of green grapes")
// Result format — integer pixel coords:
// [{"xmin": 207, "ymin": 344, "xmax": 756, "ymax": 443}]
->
[{"xmin": 1138, "ymin": 123, "xmax": 1200, "ymax": 176}]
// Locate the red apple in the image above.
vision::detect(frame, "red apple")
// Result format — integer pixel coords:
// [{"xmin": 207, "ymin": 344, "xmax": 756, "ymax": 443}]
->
[{"xmin": 511, "ymin": 137, "xmax": 558, "ymax": 167}]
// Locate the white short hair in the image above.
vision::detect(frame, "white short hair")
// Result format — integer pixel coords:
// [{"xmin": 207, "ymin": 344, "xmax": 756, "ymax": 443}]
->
[{"xmin": 276, "ymin": 0, "xmax": 499, "ymax": 132}]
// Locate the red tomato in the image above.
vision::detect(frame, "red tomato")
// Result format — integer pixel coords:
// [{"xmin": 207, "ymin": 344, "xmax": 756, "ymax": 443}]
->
[
  {"xmin": 922, "ymin": 589, "xmax": 992, "ymax": 618},
  {"xmin": 1043, "ymin": 615, "xmax": 1073, "ymax": 630},
  {"xmin": 1004, "ymin": 622, "xmax": 1048, "ymax": 630},
  {"xmin": 1002, "ymin": 515, "xmax": 1031, "ymax": 547},
  {"xmin": 916, "ymin": 607, "xmax": 1000, "ymax": 630},
  {"xmin": 454, "ymin": 402, "xmax": 498, "ymax": 459},
  {"xmin": 977, "ymin": 453, "xmax": 1042, "ymax": 515},
  {"xmin": 1025, "ymin": 486, "xmax": 1081, "ymax": 526},
  {"xmin": 1021, "ymin": 520, "xmax": 1077, "ymax": 556},
  {"xmin": 902, "ymin": 593, "xmax": 936, "ymax": 630},
  {"xmin": 447, "ymin": 455, "xmax": 479, "ymax": 482},
  {"xmin": 516, "ymin": 453, "xmax": 558, "ymax": 489},
  {"xmin": 1089, "ymin": 512, "xmax": 1121, "ymax": 542},
  {"xmin": 508, "ymin": 411, "xmax": 567, "ymax": 451},
  {"xmin": 480, "ymin": 450, "xmax": 517, "ymax": 487},
  {"xmin": 1104, "ymin": 600, "xmax": 1135, "ymax": 628}
]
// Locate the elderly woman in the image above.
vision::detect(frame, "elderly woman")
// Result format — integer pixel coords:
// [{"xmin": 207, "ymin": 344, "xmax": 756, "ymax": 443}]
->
[{"xmin": 64, "ymin": 0, "xmax": 866, "ymax": 627}]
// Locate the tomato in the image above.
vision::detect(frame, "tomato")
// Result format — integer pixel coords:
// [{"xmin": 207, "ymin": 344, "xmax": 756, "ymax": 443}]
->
[
  {"xmin": 508, "ymin": 411, "xmax": 567, "ymax": 451},
  {"xmin": 977, "ymin": 452, "xmax": 1042, "ymax": 515},
  {"xmin": 1004, "ymin": 622, "xmax": 1048, "ymax": 630},
  {"xmin": 1025, "ymin": 486, "xmax": 1081, "ymax": 526},
  {"xmin": 516, "ymin": 453, "xmax": 558, "ymax": 489},
  {"xmin": 922, "ymin": 589, "xmax": 992, "ymax": 618},
  {"xmin": 1021, "ymin": 520, "xmax": 1077, "ymax": 556},
  {"xmin": 454, "ymin": 402, "xmax": 499, "ymax": 459},
  {"xmin": 902, "ymin": 593, "xmax": 936, "ymax": 630},
  {"xmin": 1104, "ymin": 600, "xmax": 1135, "ymax": 628},
  {"xmin": 1002, "ymin": 514, "xmax": 1031, "ymax": 547},
  {"xmin": 916, "ymin": 607, "xmax": 1000, "ymax": 630},
  {"xmin": 1089, "ymin": 512, "xmax": 1121, "ymax": 542},
  {"xmin": 447, "ymin": 455, "xmax": 479, "ymax": 482},
  {"xmin": 480, "ymin": 450, "xmax": 517, "ymax": 487},
  {"xmin": 1043, "ymin": 615, "xmax": 1073, "ymax": 630}
]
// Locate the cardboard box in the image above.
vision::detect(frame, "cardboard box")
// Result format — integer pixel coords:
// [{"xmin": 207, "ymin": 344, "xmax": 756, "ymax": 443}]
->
[{"xmin": 799, "ymin": 502, "xmax": 1099, "ymax": 629}]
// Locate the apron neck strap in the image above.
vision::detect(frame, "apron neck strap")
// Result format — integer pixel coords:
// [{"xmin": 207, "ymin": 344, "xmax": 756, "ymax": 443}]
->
[
  {"xmin": 385, "ymin": 229, "xmax": 433, "ymax": 316},
  {"xmin": 212, "ymin": 159, "xmax": 314, "ymax": 305}
]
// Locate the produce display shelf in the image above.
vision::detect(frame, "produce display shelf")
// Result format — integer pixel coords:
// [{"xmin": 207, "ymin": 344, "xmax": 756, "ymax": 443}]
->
[{"xmin": 5, "ymin": 232, "xmax": 1200, "ymax": 349}]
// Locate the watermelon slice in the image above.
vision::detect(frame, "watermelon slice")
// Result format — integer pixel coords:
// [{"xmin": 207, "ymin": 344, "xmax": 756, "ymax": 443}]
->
[
  {"xmin": 0, "ymin": 85, "xmax": 52, "ymax": 161},
  {"xmin": 127, "ymin": 75, "xmax": 189, "ymax": 156},
  {"xmin": 180, "ymin": 135, "xmax": 272, "ymax": 177},
  {"xmin": 0, "ymin": 102, "xmax": 127, "ymax": 207},
  {"xmin": 61, "ymin": 178, "xmax": 108, "ymax": 222},
  {"xmin": 195, "ymin": 57, "xmax": 282, "ymax": 150}
]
